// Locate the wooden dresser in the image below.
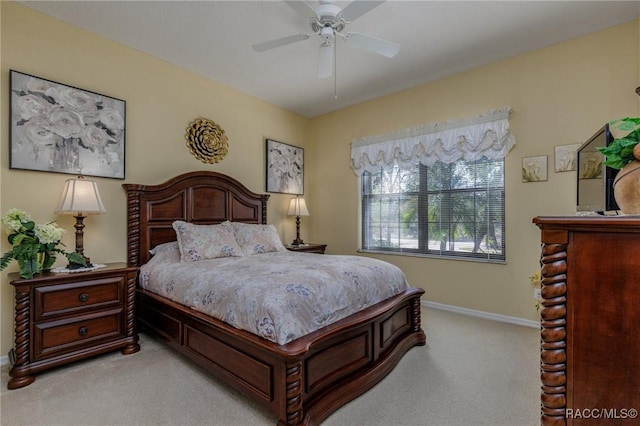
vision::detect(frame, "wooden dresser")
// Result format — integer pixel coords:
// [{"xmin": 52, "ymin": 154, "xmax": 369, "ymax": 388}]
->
[
  {"xmin": 533, "ymin": 217, "xmax": 640, "ymax": 425},
  {"xmin": 7, "ymin": 263, "xmax": 140, "ymax": 389}
]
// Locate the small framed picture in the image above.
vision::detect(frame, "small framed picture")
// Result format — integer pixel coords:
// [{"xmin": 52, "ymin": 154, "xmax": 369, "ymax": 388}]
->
[
  {"xmin": 265, "ymin": 139, "xmax": 304, "ymax": 194},
  {"xmin": 522, "ymin": 155, "xmax": 548, "ymax": 182},
  {"xmin": 554, "ymin": 143, "xmax": 581, "ymax": 172}
]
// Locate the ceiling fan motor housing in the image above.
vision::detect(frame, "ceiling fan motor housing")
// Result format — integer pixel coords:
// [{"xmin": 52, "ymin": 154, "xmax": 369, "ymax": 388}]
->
[{"xmin": 313, "ymin": 1, "xmax": 345, "ymax": 34}]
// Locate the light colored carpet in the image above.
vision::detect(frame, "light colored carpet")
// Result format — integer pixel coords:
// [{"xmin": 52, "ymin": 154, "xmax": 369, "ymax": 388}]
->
[{"xmin": 1, "ymin": 307, "xmax": 540, "ymax": 426}]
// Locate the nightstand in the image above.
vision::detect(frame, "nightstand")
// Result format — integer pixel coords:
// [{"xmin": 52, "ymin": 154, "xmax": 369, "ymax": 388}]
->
[
  {"xmin": 285, "ymin": 243, "xmax": 327, "ymax": 254},
  {"xmin": 7, "ymin": 262, "xmax": 140, "ymax": 389}
]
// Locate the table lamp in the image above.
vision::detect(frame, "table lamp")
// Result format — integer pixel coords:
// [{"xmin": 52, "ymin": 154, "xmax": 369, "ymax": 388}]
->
[
  {"xmin": 287, "ymin": 196, "xmax": 310, "ymax": 245},
  {"xmin": 56, "ymin": 175, "xmax": 107, "ymax": 267}
]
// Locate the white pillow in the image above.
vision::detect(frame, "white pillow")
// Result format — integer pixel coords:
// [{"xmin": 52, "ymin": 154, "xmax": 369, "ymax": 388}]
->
[
  {"xmin": 172, "ymin": 221, "xmax": 244, "ymax": 262},
  {"xmin": 228, "ymin": 221, "xmax": 287, "ymax": 255},
  {"xmin": 147, "ymin": 241, "xmax": 180, "ymax": 264},
  {"xmin": 149, "ymin": 241, "xmax": 179, "ymax": 256}
]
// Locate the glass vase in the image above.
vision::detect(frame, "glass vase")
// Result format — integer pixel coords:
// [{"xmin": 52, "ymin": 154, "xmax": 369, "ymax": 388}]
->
[
  {"xmin": 17, "ymin": 255, "xmax": 41, "ymax": 279},
  {"xmin": 39, "ymin": 251, "xmax": 56, "ymax": 272}
]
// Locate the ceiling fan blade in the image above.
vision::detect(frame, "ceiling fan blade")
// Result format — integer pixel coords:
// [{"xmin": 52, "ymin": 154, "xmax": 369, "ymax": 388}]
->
[
  {"xmin": 284, "ymin": 0, "xmax": 317, "ymax": 19},
  {"xmin": 317, "ymin": 42, "xmax": 334, "ymax": 79},
  {"xmin": 252, "ymin": 33, "xmax": 310, "ymax": 52},
  {"xmin": 346, "ymin": 31, "xmax": 400, "ymax": 58},
  {"xmin": 339, "ymin": 1, "xmax": 385, "ymax": 22}
]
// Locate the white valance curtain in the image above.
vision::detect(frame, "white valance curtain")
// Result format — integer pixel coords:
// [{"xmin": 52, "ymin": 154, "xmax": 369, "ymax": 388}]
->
[{"xmin": 350, "ymin": 107, "xmax": 516, "ymax": 176}]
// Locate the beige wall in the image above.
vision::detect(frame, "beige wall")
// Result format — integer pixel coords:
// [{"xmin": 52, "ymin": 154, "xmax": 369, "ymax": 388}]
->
[
  {"xmin": 310, "ymin": 20, "xmax": 638, "ymax": 321},
  {"xmin": 1, "ymin": 2, "xmax": 638, "ymax": 357},
  {"xmin": 0, "ymin": 3, "xmax": 310, "ymax": 355}
]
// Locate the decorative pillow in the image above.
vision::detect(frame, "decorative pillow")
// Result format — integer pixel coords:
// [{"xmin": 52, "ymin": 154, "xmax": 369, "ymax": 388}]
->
[
  {"xmin": 147, "ymin": 242, "xmax": 180, "ymax": 264},
  {"xmin": 149, "ymin": 241, "xmax": 179, "ymax": 256},
  {"xmin": 172, "ymin": 221, "xmax": 244, "ymax": 262},
  {"xmin": 228, "ymin": 221, "xmax": 287, "ymax": 255}
]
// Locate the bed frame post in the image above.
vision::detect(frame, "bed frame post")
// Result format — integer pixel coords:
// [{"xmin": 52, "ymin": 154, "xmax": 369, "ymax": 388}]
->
[
  {"xmin": 125, "ymin": 186, "xmax": 142, "ymax": 267},
  {"xmin": 281, "ymin": 360, "xmax": 304, "ymax": 426},
  {"xmin": 411, "ymin": 297, "xmax": 422, "ymax": 333}
]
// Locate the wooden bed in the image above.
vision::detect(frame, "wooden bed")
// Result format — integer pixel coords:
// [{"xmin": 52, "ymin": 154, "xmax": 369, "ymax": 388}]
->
[{"xmin": 123, "ymin": 171, "xmax": 426, "ymax": 426}]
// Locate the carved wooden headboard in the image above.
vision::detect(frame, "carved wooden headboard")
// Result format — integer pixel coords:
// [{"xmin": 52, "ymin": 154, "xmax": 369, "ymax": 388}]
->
[{"xmin": 123, "ymin": 171, "xmax": 269, "ymax": 266}]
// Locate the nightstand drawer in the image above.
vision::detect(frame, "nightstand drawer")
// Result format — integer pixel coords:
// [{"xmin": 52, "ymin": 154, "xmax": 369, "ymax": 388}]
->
[
  {"xmin": 34, "ymin": 310, "xmax": 123, "ymax": 359},
  {"xmin": 34, "ymin": 277, "xmax": 124, "ymax": 320}
]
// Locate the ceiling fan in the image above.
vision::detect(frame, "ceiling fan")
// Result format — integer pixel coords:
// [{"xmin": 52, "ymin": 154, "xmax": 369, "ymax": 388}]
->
[{"xmin": 252, "ymin": 0, "xmax": 400, "ymax": 79}]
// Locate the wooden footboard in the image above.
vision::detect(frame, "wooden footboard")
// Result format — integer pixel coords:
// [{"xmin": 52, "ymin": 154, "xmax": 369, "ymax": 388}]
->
[{"xmin": 137, "ymin": 287, "xmax": 426, "ymax": 426}]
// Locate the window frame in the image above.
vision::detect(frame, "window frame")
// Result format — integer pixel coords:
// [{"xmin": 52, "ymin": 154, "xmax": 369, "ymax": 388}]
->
[{"xmin": 360, "ymin": 159, "xmax": 506, "ymax": 263}]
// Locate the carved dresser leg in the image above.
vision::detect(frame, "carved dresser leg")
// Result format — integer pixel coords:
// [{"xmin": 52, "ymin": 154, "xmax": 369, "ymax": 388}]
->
[{"xmin": 540, "ymin": 242, "xmax": 568, "ymax": 426}]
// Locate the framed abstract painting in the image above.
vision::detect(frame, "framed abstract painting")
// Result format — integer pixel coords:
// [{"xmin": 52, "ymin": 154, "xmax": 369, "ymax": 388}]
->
[
  {"xmin": 265, "ymin": 139, "xmax": 304, "ymax": 194},
  {"xmin": 10, "ymin": 70, "xmax": 126, "ymax": 179}
]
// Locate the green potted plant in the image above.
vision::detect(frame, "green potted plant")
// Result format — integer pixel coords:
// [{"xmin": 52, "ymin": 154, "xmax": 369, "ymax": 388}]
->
[
  {"xmin": 598, "ymin": 117, "xmax": 640, "ymax": 169},
  {"xmin": 597, "ymin": 117, "xmax": 640, "ymax": 214},
  {"xmin": 0, "ymin": 209, "xmax": 86, "ymax": 279}
]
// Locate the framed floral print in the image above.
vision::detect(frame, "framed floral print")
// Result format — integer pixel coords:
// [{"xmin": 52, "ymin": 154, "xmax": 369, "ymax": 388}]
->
[
  {"xmin": 554, "ymin": 143, "xmax": 581, "ymax": 172},
  {"xmin": 266, "ymin": 139, "xmax": 304, "ymax": 194},
  {"xmin": 10, "ymin": 70, "xmax": 126, "ymax": 179},
  {"xmin": 522, "ymin": 155, "xmax": 548, "ymax": 182}
]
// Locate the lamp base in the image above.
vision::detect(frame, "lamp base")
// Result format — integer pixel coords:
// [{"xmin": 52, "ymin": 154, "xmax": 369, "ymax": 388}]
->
[
  {"xmin": 67, "ymin": 255, "xmax": 93, "ymax": 269},
  {"xmin": 291, "ymin": 238, "xmax": 305, "ymax": 246}
]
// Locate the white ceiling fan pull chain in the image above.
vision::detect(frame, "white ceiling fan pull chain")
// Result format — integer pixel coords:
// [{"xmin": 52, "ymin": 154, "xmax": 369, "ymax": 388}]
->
[{"xmin": 334, "ymin": 38, "xmax": 338, "ymax": 100}]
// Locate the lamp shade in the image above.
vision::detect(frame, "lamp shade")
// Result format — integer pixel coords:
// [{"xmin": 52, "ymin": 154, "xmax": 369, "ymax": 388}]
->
[
  {"xmin": 56, "ymin": 176, "xmax": 107, "ymax": 215},
  {"xmin": 287, "ymin": 197, "xmax": 310, "ymax": 217}
]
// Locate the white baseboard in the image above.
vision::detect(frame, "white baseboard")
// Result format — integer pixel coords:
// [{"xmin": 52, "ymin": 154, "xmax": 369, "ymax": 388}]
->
[
  {"xmin": 421, "ymin": 300, "xmax": 539, "ymax": 329},
  {"xmin": 1, "ymin": 354, "xmax": 9, "ymax": 367}
]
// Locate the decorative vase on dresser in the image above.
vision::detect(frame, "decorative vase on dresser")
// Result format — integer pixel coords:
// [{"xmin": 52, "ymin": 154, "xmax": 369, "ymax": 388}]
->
[
  {"xmin": 533, "ymin": 216, "xmax": 640, "ymax": 425},
  {"xmin": 7, "ymin": 263, "xmax": 140, "ymax": 389},
  {"xmin": 613, "ymin": 160, "xmax": 640, "ymax": 214}
]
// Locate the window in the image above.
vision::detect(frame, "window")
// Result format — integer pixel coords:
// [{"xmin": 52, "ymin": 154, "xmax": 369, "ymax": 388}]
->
[{"xmin": 361, "ymin": 158, "xmax": 505, "ymax": 262}]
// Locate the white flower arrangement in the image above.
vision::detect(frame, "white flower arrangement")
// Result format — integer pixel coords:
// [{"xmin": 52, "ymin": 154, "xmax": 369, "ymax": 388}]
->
[{"xmin": 1, "ymin": 209, "xmax": 85, "ymax": 279}]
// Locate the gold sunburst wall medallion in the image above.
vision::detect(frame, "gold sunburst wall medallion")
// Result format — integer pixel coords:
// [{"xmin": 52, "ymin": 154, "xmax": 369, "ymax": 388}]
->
[{"xmin": 185, "ymin": 118, "xmax": 229, "ymax": 164}]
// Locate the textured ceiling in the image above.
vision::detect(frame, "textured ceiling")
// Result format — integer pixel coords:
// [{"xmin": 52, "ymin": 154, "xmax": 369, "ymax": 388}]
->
[{"xmin": 19, "ymin": 1, "xmax": 640, "ymax": 118}]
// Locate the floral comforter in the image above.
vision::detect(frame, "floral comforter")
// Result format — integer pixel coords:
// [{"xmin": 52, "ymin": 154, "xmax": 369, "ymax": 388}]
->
[{"xmin": 139, "ymin": 246, "xmax": 409, "ymax": 345}]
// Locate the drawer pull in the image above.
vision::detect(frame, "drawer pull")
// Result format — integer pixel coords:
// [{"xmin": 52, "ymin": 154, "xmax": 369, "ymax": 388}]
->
[
  {"xmin": 79, "ymin": 293, "xmax": 89, "ymax": 303},
  {"xmin": 78, "ymin": 326, "xmax": 88, "ymax": 336}
]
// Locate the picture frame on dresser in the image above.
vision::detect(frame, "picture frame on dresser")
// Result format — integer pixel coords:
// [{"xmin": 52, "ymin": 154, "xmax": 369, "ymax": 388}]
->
[
  {"xmin": 265, "ymin": 138, "xmax": 304, "ymax": 194},
  {"xmin": 9, "ymin": 70, "xmax": 126, "ymax": 179}
]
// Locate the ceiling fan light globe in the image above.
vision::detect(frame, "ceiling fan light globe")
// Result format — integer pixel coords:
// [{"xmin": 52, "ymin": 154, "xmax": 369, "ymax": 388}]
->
[
  {"xmin": 317, "ymin": 43, "xmax": 334, "ymax": 79},
  {"xmin": 320, "ymin": 26, "xmax": 334, "ymax": 40}
]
